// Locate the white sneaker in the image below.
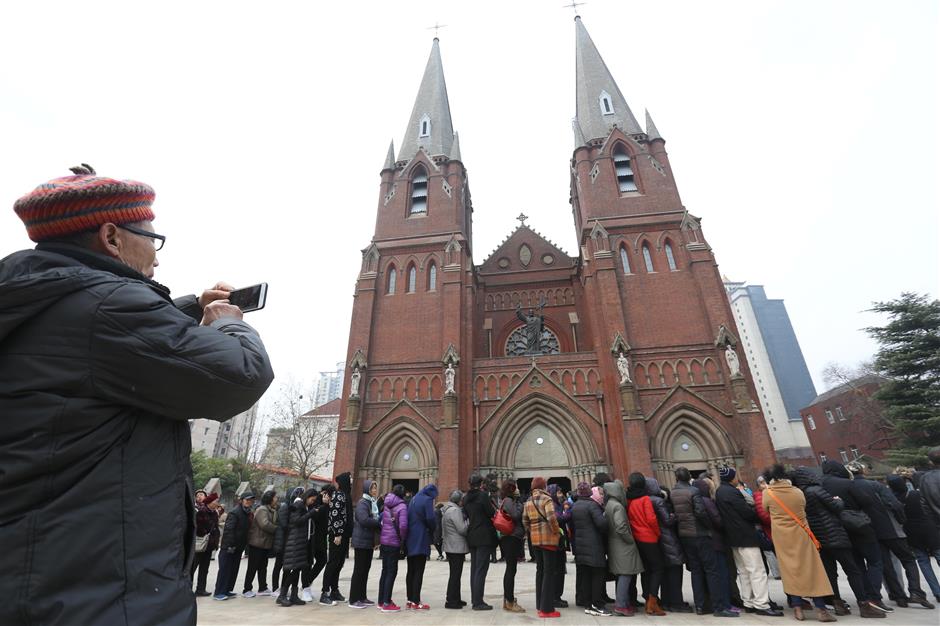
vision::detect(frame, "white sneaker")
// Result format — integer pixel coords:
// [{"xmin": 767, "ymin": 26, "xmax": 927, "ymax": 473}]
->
[
  {"xmin": 257, "ymin": 589, "xmax": 272, "ymax": 597},
  {"xmin": 242, "ymin": 590, "xmax": 256, "ymax": 598},
  {"xmin": 301, "ymin": 588, "xmax": 314, "ymax": 602}
]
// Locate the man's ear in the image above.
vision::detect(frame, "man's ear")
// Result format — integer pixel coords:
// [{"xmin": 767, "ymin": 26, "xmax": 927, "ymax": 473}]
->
[{"xmin": 96, "ymin": 223, "xmax": 122, "ymax": 258}]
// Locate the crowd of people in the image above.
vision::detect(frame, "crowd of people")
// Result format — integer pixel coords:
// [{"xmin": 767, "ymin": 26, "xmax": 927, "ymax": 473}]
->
[{"xmin": 192, "ymin": 448, "xmax": 940, "ymax": 622}]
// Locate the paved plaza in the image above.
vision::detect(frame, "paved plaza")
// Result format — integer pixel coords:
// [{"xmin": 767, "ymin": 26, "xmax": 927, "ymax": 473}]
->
[{"xmin": 196, "ymin": 553, "xmax": 940, "ymax": 625}]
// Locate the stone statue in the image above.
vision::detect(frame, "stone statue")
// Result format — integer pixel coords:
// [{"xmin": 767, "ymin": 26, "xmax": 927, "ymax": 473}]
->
[
  {"xmin": 349, "ymin": 367, "xmax": 361, "ymax": 398},
  {"xmin": 444, "ymin": 363, "xmax": 456, "ymax": 394},
  {"xmin": 724, "ymin": 346, "xmax": 741, "ymax": 377},
  {"xmin": 515, "ymin": 300, "xmax": 546, "ymax": 355},
  {"xmin": 617, "ymin": 352, "xmax": 631, "ymax": 385}
]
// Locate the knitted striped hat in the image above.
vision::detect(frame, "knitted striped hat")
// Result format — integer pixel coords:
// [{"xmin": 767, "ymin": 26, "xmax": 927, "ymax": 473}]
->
[{"xmin": 13, "ymin": 164, "xmax": 155, "ymax": 242}]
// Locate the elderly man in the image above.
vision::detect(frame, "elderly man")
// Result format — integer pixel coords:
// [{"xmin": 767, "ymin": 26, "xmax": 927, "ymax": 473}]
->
[{"xmin": 0, "ymin": 164, "xmax": 274, "ymax": 626}]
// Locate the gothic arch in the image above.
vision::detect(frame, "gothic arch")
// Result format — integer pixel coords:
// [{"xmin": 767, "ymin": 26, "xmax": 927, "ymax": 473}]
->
[
  {"xmin": 362, "ymin": 418, "xmax": 439, "ymax": 491},
  {"xmin": 650, "ymin": 407, "xmax": 740, "ymax": 486},
  {"xmin": 485, "ymin": 394, "xmax": 601, "ymax": 481}
]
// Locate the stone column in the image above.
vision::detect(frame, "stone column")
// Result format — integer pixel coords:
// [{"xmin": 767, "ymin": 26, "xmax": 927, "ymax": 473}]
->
[
  {"xmin": 619, "ymin": 381, "xmax": 640, "ymax": 419},
  {"xmin": 730, "ymin": 374, "xmax": 757, "ymax": 412},
  {"xmin": 346, "ymin": 395, "xmax": 361, "ymax": 428},
  {"xmin": 442, "ymin": 393, "xmax": 457, "ymax": 427}
]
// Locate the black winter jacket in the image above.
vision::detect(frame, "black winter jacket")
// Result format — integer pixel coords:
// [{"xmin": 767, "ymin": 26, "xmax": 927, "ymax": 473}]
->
[
  {"xmin": 858, "ymin": 477, "xmax": 905, "ymax": 540},
  {"xmin": 888, "ymin": 477, "xmax": 940, "ymax": 551},
  {"xmin": 571, "ymin": 498, "xmax": 609, "ymax": 568},
  {"xmin": 671, "ymin": 481, "xmax": 711, "ymax": 538},
  {"xmin": 791, "ymin": 468, "xmax": 850, "ymax": 549},
  {"xmin": 283, "ymin": 494, "xmax": 325, "ymax": 571},
  {"xmin": 274, "ymin": 488, "xmax": 304, "ymax": 555},
  {"xmin": 715, "ymin": 482, "xmax": 760, "ymax": 548},
  {"xmin": 648, "ymin": 491, "xmax": 684, "ymax": 565},
  {"xmin": 463, "ymin": 487, "xmax": 497, "ymax": 548},
  {"xmin": 820, "ymin": 461, "xmax": 877, "ymax": 541},
  {"xmin": 0, "ymin": 244, "xmax": 273, "ymax": 626},
  {"xmin": 221, "ymin": 505, "xmax": 253, "ymax": 551}
]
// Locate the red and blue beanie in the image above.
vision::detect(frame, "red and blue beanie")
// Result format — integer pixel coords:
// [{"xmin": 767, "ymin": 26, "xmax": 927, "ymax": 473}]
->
[{"xmin": 13, "ymin": 163, "xmax": 155, "ymax": 242}]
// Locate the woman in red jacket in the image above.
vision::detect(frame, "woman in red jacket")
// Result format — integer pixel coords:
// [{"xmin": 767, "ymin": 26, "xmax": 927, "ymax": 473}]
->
[{"xmin": 625, "ymin": 472, "xmax": 666, "ymax": 616}]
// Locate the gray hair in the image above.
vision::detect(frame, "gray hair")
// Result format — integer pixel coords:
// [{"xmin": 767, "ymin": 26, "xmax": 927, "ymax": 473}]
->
[{"xmin": 449, "ymin": 489, "xmax": 463, "ymax": 504}]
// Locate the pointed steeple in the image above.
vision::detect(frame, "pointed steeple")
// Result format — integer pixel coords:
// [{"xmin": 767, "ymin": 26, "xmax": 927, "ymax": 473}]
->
[
  {"xmin": 382, "ymin": 140, "xmax": 395, "ymax": 170},
  {"xmin": 572, "ymin": 118, "xmax": 587, "ymax": 148},
  {"xmin": 574, "ymin": 16, "xmax": 642, "ymax": 142},
  {"xmin": 645, "ymin": 109, "xmax": 662, "ymax": 141},
  {"xmin": 398, "ymin": 38, "xmax": 456, "ymax": 161},
  {"xmin": 451, "ymin": 132, "xmax": 462, "ymax": 162}
]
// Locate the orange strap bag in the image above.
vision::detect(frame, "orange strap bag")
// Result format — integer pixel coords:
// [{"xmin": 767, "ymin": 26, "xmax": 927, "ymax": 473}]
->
[{"xmin": 767, "ymin": 487, "xmax": 822, "ymax": 551}]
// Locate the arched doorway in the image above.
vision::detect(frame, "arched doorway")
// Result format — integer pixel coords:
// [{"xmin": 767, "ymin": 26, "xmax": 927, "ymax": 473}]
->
[
  {"xmin": 651, "ymin": 408, "xmax": 742, "ymax": 487},
  {"xmin": 361, "ymin": 419, "xmax": 438, "ymax": 495}
]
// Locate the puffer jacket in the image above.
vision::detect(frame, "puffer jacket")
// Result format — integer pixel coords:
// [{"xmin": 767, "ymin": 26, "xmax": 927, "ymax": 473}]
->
[
  {"xmin": 0, "ymin": 243, "xmax": 273, "ymax": 626},
  {"xmin": 693, "ymin": 479, "xmax": 724, "ymax": 551},
  {"xmin": 647, "ymin": 478, "xmax": 683, "ymax": 565},
  {"xmin": 406, "ymin": 484, "xmax": 439, "ymax": 557},
  {"xmin": 441, "ymin": 501, "xmax": 469, "ymax": 554},
  {"xmin": 351, "ymin": 484, "xmax": 381, "ymax": 550},
  {"xmin": 274, "ymin": 487, "xmax": 303, "ymax": 554},
  {"xmin": 671, "ymin": 480, "xmax": 711, "ymax": 538},
  {"xmin": 791, "ymin": 467, "xmax": 849, "ymax": 549},
  {"xmin": 572, "ymin": 497, "xmax": 608, "ymax": 568},
  {"xmin": 819, "ymin": 461, "xmax": 877, "ymax": 540},
  {"xmin": 248, "ymin": 504, "xmax": 278, "ymax": 550},
  {"xmin": 889, "ymin": 476, "xmax": 940, "ymax": 551},
  {"xmin": 220, "ymin": 504, "xmax": 253, "ymax": 551},
  {"xmin": 380, "ymin": 493, "xmax": 409, "ymax": 548},
  {"xmin": 283, "ymin": 492, "xmax": 322, "ymax": 571}
]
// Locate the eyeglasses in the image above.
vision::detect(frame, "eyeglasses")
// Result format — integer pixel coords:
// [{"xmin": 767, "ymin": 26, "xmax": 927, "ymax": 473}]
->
[{"xmin": 119, "ymin": 224, "xmax": 166, "ymax": 251}]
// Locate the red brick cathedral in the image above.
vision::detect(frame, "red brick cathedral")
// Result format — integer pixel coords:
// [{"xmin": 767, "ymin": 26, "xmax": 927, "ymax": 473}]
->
[{"xmin": 334, "ymin": 17, "xmax": 775, "ymax": 495}]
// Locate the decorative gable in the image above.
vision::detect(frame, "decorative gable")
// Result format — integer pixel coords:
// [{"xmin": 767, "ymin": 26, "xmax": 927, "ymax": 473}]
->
[{"xmin": 478, "ymin": 225, "xmax": 574, "ymax": 274}]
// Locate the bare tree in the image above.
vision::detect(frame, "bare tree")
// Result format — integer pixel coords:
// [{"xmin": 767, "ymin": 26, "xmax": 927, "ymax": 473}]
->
[
  {"xmin": 263, "ymin": 377, "xmax": 336, "ymax": 482},
  {"xmin": 821, "ymin": 361, "xmax": 895, "ymax": 453}
]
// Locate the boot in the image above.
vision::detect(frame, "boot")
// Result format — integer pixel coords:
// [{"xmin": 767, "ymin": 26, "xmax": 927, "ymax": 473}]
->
[
  {"xmin": 832, "ymin": 598, "xmax": 850, "ymax": 616},
  {"xmin": 815, "ymin": 607, "xmax": 836, "ymax": 622},
  {"xmin": 289, "ymin": 586, "xmax": 306, "ymax": 606},
  {"xmin": 858, "ymin": 602, "xmax": 886, "ymax": 618},
  {"xmin": 276, "ymin": 588, "xmax": 292, "ymax": 607},
  {"xmin": 645, "ymin": 596, "xmax": 667, "ymax": 616},
  {"xmin": 794, "ymin": 606, "xmax": 805, "ymax": 621},
  {"xmin": 503, "ymin": 598, "xmax": 525, "ymax": 613}
]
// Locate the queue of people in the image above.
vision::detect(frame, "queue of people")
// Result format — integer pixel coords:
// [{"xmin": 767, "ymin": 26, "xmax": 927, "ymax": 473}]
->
[{"xmin": 192, "ymin": 447, "xmax": 940, "ymax": 622}]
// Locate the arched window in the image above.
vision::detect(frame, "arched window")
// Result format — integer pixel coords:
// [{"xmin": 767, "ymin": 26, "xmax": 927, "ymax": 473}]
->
[
  {"xmin": 612, "ymin": 145, "xmax": 637, "ymax": 192},
  {"xmin": 419, "ymin": 114, "xmax": 431, "ymax": 138},
  {"xmin": 619, "ymin": 246, "xmax": 631, "ymax": 274},
  {"xmin": 387, "ymin": 267, "xmax": 397, "ymax": 294},
  {"xmin": 427, "ymin": 263, "xmax": 437, "ymax": 290},
  {"xmin": 599, "ymin": 90, "xmax": 614, "ymax": 116},
  {"xmin": 407, "ymin": 265, "xmax": 417, "ymax": 293},
  {"xmin": 409, "ymin": 165, "xmax": 428, "ymax": 215},
  {"xmin": 665, "ymin": 241, "xmax": 677, "ymax": 270},
  {"xmin": 642, "ymin": 244, "xmax": 654, "ymax": 272}
]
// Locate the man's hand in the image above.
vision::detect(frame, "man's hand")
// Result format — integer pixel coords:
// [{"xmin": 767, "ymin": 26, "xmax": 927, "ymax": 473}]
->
[
  {"xmin": 333, "ymin": 536, "xmax": 342, "ymax": 546},
  {"xmin": 200, "ymin": 300, "xmax": 243, "ymax": 326},
  {"xmin": 198, "ymin": 282, "xmax": 235, "ymax": 309}
]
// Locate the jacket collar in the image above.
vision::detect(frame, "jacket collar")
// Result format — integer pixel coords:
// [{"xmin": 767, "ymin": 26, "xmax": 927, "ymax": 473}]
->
[{"xmin": 35, "ymin": 242, "xmax": 173, "ymax": 300}]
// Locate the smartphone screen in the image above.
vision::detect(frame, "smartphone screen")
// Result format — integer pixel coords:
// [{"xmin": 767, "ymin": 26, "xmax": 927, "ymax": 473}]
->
[{"xmin": 228, "ymin": 283, "xmax": 267, "ymax": 313}]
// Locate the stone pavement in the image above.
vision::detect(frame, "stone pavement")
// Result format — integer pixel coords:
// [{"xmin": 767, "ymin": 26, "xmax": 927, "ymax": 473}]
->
[{"xmin": 196, "ymin": 553, "xmax": 940, "ymax": 625}]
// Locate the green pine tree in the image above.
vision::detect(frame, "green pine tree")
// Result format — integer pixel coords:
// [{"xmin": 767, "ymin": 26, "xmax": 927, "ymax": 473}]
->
[{"xmin": 866, "ymin": 292, "xmax": 940, "ymax": 466}]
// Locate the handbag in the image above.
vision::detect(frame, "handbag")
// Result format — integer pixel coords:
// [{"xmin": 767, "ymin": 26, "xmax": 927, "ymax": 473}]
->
[
  {"xmin": 194, "ymin": 533, "xmax": 209, "ymax": 553},
  {"xmin": 493, "ymin": 500, "xmax": 516, "ymax": 535},
  {"xmin": 766, "ymin": 488, "xmax": 821, "ymax": 551},
  {"xmin": 839, "ymin": 509, "xmax": 872, "ymax": 532}
]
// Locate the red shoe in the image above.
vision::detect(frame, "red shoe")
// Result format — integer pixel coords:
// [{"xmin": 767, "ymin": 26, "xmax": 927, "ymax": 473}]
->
[
  {"xmin": 413, "ymin": 603, "xmax": 430, "ymax": 610},
  {"xmin": 405, "ymin": 602, "xmax": 415, "ymax": 610},
  {"xmin": 614, "ymin": 605, "xmax": 636, "ymax": 617},
  {"xmin": 537, "ymin": 610, "xmax": 562, "ymax": 618},
  {"xmin": 380, "ymin": 603, "xmax": 402, "ymax": 612}
]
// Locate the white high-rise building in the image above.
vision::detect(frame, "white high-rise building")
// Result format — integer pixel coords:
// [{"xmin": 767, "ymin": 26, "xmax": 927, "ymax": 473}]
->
[
  {"xmin": 314, "ymin": 361, "xmax": 345, "ymax": 408},
  {"xmin": 189, "ymin": 403, "xmax": 260, "ymax": 460},
  {"xmin": 725, "ymin": 279, "xmax": 815, "ymax": 461}
]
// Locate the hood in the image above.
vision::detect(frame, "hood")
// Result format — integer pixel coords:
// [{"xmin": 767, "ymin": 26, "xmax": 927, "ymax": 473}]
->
[
  {"xmin": 822, "ymin": 460, "xmax": 851, "ymax": 479},
  {"xmin": 547, "ymin": 484, "xmax": 560, "ymax": 498},
  {"xmin": 790, "ymin": 466, "xmax": 820, "ymax": 488},
  {"xmin": 362, "ymin": 480, "xmax": 375, "ymax": 496},
  {"xmin": 645, "ymin": 477, "xmax": 662, "ymax": 497},
  {"xmin": 419, "ymin": 484, "xmax": 439, "ymax": 499},
  {"xmin": 886, "ymin": 475, "xmax": 907, "ymax": 495},
  {"xmin": 604, "ymin": 480, "xmax": 625, "ymax": 504},
  {"xmin": 383, "ymin": 492, "xmax": 404, "ymax": 510},
  {"xmin": 289, "ymin": 486, "xmax": 305, "ymax": 502},
  {"xmin": 335, "ymin": 472, "xmax": 352, "ymax": 493},
  {"xmin": 0, "ymin": 244, "xmax": 168, "ymax": 345}
]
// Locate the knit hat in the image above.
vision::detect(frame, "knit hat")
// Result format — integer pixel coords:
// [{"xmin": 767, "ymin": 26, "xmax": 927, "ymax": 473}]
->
[
  {"xmin": 531, "ymin": 476, "xmax": 547, "ymax": 491},
  {"xmin": 577, "ymin": 481, "xmax": 592, "ymax": 498},
  {"xmin": 204, "ymin": 492, "xmax": 219, "ymax": 505},
  {"xmin": 14, "ymin": 164, "xmax": 156, "ymax": 242},
  {"xmin": 718, "ymin": 466, "xmax": 736, "ymax": 482}
]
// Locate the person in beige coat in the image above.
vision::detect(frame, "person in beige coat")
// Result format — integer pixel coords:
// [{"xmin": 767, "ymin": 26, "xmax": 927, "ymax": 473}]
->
[{"xmin": 761, "ymin": 465, "xmax": 835, "ymax": 622}]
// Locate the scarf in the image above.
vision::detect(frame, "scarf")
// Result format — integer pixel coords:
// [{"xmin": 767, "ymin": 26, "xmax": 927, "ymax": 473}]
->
[
  {"xmin": 590, "ymin": 486, "xmax": 605, "ymax": 507},
  {"xmin": 364, "ymin": 494, "xmax": 378, "ymax": 518}
]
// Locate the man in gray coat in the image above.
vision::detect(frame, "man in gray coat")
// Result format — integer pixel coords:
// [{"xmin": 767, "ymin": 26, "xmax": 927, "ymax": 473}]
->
[{"xmin": 0, "ymin": 165, "xmax": 274, "ymax": 626}]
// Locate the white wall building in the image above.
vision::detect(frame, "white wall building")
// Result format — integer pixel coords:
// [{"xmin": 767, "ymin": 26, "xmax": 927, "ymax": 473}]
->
[
  {"xmin": 189, "ymin": 403, "xmax": 260, "ymax": 460},
  {"xmin": 314, "ymin": 361, "xmax": 345, "ymax": 408}
]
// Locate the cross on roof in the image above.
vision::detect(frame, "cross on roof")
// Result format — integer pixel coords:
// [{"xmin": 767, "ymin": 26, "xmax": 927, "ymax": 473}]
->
[
  {"xmin": 427, "ymin": 22, "xmax": 448, "ymax": 38},
  {"xmin": 562, "ymin": 1, "xmax": 586, "ymax": 16},
  {"xmin": 516, "ymin": 212, "xmax": 529, "ymax": 227}
]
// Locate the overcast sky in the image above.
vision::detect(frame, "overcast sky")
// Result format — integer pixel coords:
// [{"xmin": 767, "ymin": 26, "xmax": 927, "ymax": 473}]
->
[{"xmin": 1, "ymin": 1, "xmax": 937, "ymax": 413}]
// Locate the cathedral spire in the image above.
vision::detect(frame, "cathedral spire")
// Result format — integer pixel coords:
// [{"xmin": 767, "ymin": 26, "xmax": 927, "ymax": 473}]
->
[
  {"xmin": 574, "ymin": 16, "xmax": 642, "ymax": 143},
  {"xmin": 382, "ymin": 139, "xmax": 395, "ymax": 170},
  {"xmin": 645, "ymin": 109, "xmax": 663, "ymax": 141},
  {"xmin": 398, "ymin": 37, "xmax": 456, "ymax": 161}
]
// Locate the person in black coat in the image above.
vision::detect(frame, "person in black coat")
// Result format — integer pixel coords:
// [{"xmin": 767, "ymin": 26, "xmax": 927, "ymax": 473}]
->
[
  {"xmin": 647, "ymin": 479, "xmax": 689, "ymax": 612},
  {"xmin": 277, "ymin": 489, "xmax": 324, "ymax": 607},
  {"xmin": 571, "ymin": 482, "xmax": 610, "ymax": 616},
  {"xmin": 272, "ymin": 486, "xmax": 304, "ymax": 593},
  {"xmin": 0, "ymin": 165, "xmax": 274, "ymax": 626},
  {"xmin": 300, "ymin": 486, "xmax": 332, "ymax": 601},
  {"xmin": 213, "ymin": 493, "xmax": 255, "ymax": 599},
  {"xmin": 790, "ymin": 467, "xmax": 882, "ymax": 618},
  {"xmin": 820, "ymin": 460, "xmax": 890, "ymax": 612},
  {"xmin": 463, "ymin": 474, "xmax": 496, "ymax": 610},
  {"xmin": 894, "ymin": 475, "xmax": 940, "ymax": 602}
]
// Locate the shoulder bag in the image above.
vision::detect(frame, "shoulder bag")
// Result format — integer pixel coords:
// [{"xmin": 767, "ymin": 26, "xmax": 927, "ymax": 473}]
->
[{"xmin": 766, "ymin": 488, "xmax": 821, "ymax": 551}]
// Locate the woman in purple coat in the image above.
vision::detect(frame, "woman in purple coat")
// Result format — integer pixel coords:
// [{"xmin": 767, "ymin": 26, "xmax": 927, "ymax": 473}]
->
[{"xmin": 378, "ymin": 484, "xmax": 409, "ymax": 612}]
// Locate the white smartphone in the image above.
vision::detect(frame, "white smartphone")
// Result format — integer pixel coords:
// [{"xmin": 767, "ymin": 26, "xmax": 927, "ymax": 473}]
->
[{"xmin": 228, "ymin": 283, "xmax": 267, "ymax": 313}]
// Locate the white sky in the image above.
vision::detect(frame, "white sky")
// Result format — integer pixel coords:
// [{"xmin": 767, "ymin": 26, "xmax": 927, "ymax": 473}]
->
[{"xmin": 1, "ymin": 1, "xmax": 937, "ymax": 414}]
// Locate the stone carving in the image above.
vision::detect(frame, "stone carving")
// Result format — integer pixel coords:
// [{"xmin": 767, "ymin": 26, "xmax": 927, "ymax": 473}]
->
[
  {"xmin": 444, "ymin": 363, "xmax": 456, "ymax": 394},
  {"xmin": 617, "ymin": 352, "xmax": 631, "ymax": 385},
  {"xmin": 519, "ymin": 244, "xmax": 532, "ymax": 267},
  {"xmin": 349, "ymin": 367, "xmax": 361, "ymax": 398},
  {"xmin": 515, "ymin": 301, "xmax": 546, "ymax": 355},
  {"xmin": 725, "ymin": 346, "xmax": 741, "ymax": 377}
]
